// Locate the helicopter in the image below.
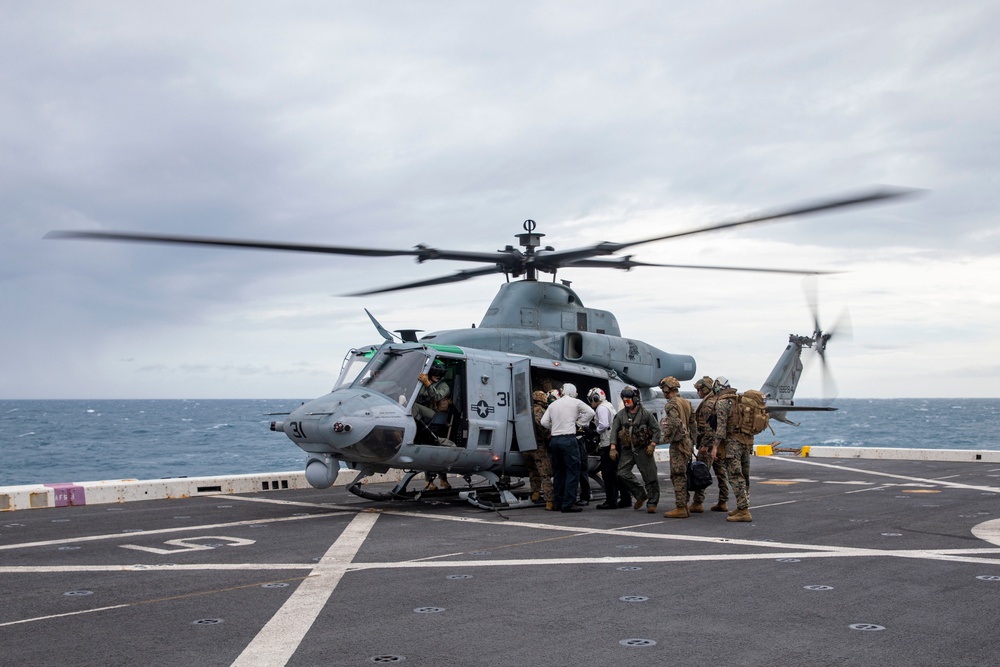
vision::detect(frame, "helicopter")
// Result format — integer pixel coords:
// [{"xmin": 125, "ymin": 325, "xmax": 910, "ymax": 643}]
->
[{"xmin": 46, "ymin": 186, "xmax": 915, "ymax": 508}]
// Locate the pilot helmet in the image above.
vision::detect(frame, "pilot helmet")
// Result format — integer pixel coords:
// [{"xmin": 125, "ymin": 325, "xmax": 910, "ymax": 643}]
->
[
  {"xmin": 659, "ymin": 376, "xmax": 680, "ymax": 392},
  {"xmin": 547, "ymin": 389, "xmax": 561, "ymax": 404},
  {"xmin": 713, "ymin": 375, "xmax": 730, "ymax": 392},
  {"xmin": 620, "ymin": 386, "xmax": 639, "ymax": 408},
  {"xmin": 587, "ymin": 387, "xmax": 606, "ymax": 404},
  {"xmin": 429, "ymin": 359, "xmax": 446, "ymax": 378}
]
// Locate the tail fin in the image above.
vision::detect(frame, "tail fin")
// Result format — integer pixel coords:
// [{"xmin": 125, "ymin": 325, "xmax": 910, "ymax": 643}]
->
[{"xmin": 760, "ymin": 334, "xmax": 832, "ymax": 426}]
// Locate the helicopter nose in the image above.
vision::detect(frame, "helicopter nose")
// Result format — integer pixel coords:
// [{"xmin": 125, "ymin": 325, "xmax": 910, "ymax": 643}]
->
[{"xmin": 279, "ymin": 389, "xmax": 411, "ymax": 464}]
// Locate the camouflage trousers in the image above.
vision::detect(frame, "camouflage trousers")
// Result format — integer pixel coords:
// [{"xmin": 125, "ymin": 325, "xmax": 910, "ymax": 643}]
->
[
  {"xmin": 692, "ymin": 441, "xmax": 730, "ymax": 505},
  {"xmin": 669, "ymin": 440, "xmax": 692, "ymax": 508},
  {"xmin": 725, "ymin": 438, "xmax": 752, "ymax": 511},
  {"xmin": 617, "ymin": 445, "xmax": 660, "ymax": 509},
  {"xmin": 523, "ymin": 442, "xmax": 554, "ymax": 502}
]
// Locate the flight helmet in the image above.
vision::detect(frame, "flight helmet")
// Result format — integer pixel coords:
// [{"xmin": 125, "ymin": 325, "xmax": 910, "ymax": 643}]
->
[
  {"xmin": 429, "ymin": 359, "xmax": 446, "ymax": 379},
  {"xmin": 620, "ymin": 386, "xmax": 639, "ymax": 409}
]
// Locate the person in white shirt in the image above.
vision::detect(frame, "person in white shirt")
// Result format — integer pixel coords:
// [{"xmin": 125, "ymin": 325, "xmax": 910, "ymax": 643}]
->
[{"xmin": 540, "ymin": 383, "xmax": 595, "ymax": 513}]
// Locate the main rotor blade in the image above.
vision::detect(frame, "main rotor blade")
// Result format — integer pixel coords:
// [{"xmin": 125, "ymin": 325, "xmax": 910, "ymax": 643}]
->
[
  {"xmin": 343, "ymin": 265, "xmax": 505, "ymax": 296},
  {"xmin": 44, "ymin": 230, "xmax": 511, "ymax": 265},
  {"xmin": 566, "ymin": 257, "xmax": 838, "ymax": 276},
  {"xmin": 543, "ymin": 186, "xmax": 921, "ymax": 264}
]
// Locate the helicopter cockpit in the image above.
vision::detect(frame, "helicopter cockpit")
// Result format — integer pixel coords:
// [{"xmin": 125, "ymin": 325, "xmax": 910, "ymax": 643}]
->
[{"xmin": 341, "ymin": 344, "xmax": 468, "ymax": 447}]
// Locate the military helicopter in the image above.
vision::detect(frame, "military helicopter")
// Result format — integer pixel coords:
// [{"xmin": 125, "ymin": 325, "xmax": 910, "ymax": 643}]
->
[{"xmin": 47, "ymin": 187, "xmax": 914, "ymax": 507}]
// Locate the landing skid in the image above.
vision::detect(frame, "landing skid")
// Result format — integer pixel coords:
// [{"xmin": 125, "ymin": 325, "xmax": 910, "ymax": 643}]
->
[{"xmin": 346, "ymin": 469, "xmax": 523, "ymax": 504}]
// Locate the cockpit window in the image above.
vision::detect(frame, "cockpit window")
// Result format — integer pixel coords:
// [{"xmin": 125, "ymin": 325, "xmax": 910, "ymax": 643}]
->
[
  {"xmin": 352, "ymin": 346, "xmax": 428, "ymax": 405},
  {"xmin": 333, "ymin": 345, "xmax": 378, "ymax": 391}
]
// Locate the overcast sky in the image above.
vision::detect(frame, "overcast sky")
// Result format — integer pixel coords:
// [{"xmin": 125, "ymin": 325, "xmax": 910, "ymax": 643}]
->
[{"xmin": 2, "ymin": 1, "xmax": 998, "ymax": 400}]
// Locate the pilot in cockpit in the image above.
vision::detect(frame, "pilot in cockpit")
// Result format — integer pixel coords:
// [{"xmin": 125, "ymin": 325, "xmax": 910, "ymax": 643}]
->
[{"xmin": 414, "ymin": 358, "xmax": 451, "ymax": 424}]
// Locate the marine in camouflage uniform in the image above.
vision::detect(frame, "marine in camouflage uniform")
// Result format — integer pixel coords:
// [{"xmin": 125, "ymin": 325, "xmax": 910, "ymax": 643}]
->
[
  {"xmin": 659, "ymin": 377, "xmax": 697, "ymax": 518},
  {"xmin": 529, "ymin": 390, "xmax": 555, "ymax": 508},
  {"xmin": 690, "ymin": 375, "xmax": 729, "ymax": 513},
  {"xmin": 710, "ymin": 377, "xmax": 753, "ymax": 522},
  {"xmin": 611, "ymin": 387, "xmax": 661, "ymax": 513}
]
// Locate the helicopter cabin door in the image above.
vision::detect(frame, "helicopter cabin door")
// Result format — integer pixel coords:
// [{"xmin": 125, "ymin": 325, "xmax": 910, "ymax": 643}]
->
[{"xmin": 510, "ymin": 358, "xmax": 536, "ymax": 452}]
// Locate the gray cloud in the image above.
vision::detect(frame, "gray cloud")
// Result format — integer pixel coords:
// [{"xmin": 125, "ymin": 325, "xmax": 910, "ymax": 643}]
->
[{"xmin": 2, "ymin": 1, "xmax": 998, "ymax": 398}]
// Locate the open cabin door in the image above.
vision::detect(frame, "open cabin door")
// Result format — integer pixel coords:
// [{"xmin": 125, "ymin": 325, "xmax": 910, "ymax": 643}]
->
[{"xmin": 511, "ymin": 358, "xmax": 537, "ymax": 452}]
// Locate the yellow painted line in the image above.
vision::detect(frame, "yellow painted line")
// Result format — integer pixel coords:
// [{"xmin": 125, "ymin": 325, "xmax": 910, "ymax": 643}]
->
[{"xmin": 902, "ymin": 489, "xmax": 941, "ymax": 494}]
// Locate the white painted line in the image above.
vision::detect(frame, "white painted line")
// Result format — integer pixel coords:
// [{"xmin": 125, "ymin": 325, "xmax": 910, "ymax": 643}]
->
[
  {"xmin": 823, "ymin": 481, "xmax": 876, "ymax": 486},
  {"xmin": 763, "ymin": 457, "xmax": 1000, "ymax": 493},
  {"xmin": 0, "ymin": 564, "xmax": 313, "ymax": 573},
  {"xmin": 0, "ymin": 512, "xmax": 348, "ymax": 551},
  {"xmin": 229, "ymin": 511, "xmax": 380, "ymax": 667},
  {"xmin": 4, "ymin": 546, "xmax": 999, "ymax": 577},
  {"xmin": 751, "ymin": 500, "xmax": 799, "ymax": 509},
  {"xmin": 0, "ymin": 604, "xmax": 131, "ymax": 628}
]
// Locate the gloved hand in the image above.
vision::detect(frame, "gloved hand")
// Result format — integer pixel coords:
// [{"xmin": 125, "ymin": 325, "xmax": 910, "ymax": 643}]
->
[
  {"xmin": 418, "ymin": 373, "xmax": 431, "ymax": 387},
  {"xmin": 609, "ymin": 447, "xmax": 618, "ymax": 462},
  {"xmin": 645, "ymin": 443, "xmax": 656, "ymax": 457}
]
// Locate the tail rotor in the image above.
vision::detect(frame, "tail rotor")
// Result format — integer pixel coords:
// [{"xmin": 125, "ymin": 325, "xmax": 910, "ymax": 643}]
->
[{"xmin": 803, "ymin": 277, "xmax": 852, "ymax": 400}]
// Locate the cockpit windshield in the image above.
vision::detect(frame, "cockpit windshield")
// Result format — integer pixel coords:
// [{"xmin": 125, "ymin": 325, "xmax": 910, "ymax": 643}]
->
[
  {"xmin": 333, "ymin": 345, "xmax": 379, "ymax": 391},
  {"xmin": 352, "ymin": 346, "xmax": 429, "ymax": 406}
]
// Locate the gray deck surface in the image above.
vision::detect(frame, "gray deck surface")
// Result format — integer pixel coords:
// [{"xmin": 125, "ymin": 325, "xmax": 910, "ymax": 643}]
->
[{"xmin": 3, "ymin": 455, "xmax": 1000, "ymax": 667}]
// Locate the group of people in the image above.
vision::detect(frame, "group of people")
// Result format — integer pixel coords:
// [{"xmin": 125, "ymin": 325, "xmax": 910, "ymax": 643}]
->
[{"xmin": 527, "ymin": 375, "xmax": 754, "ymax": 523}]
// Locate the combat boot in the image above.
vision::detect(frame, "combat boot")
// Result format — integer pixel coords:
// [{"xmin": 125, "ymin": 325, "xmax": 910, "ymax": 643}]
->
[
  {"xmin": 545, "ymin": 501, "xmax": 554, "ymax": 511},
  {"xmin": 423, "ymin": 482, "xmax": 437, "ymax": 492},
  {"xmin": 688, "ymin": 503, "xmax": 704, "ymax": 513},
  {"xmin": 663, "ymin": 506, "xmax": 689, "ymax": 519},
  {"xmin": 633, "ymin": 495, "xmax": 648, "ymax": 510},
  {"xmin": 530, "ymin": 491, "xmax": 541, "ymax": 503},
  {"xmin": 438, "ymin": 479, "xmax": 451, "ymax": 491},
  {"xmin": 710, "ymin": 502, "xmax": 728, "ymax": 512},
  {"xmin": 646, "ymin": 505, "xmax": 657, "ymax": 514},
  {"xmin": 726, "ymin": 508, "xmax": 753, "ymax": 522}
]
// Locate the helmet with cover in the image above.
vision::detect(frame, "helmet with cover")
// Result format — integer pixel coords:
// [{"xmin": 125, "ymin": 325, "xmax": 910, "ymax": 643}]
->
[
  {"xmin": 693, "ymin": 375, "xmax": 713, "ymax": 393},
  {"xmin": 659, "ymin": 376, "xmax": 680, "ymax": 392},
  {"xmin": 587, "ymin": 387, "xmax": 606, "ymax": 404}
]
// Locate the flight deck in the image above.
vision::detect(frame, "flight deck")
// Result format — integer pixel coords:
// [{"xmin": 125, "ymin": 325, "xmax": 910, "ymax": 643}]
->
[{"xmin": 3, "ymin": 454, "xmax": 1000, "ymax": 667}]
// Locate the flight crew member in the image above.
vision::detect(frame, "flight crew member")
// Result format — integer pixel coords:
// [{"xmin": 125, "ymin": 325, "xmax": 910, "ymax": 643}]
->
[
  {"xmin": 540, "ymin": 383, "xmax": 595, "ymax": 513},
  {"xmin": 711, "ymin": 376, "xmax": 753, "ymax": 522},
  {"xmin": 690, "ymin": 376, "xmax": 729, "ymax": 513},
  {"xmin": 415, "ymin": 359, "xmax": 452, "ymax": 490},
  {"xmin": 530, "ymin": 390, "xmax": 556, "ymax": 511},
  {"xmin": 611, "ymin": 386, "xmax": 661, "ymax": 513},
  {"xmin": 659, "ymin": 376, "xmax": 697, "ymax": 518},
  {"xmin": 589, "ymin": 388, "xmax": 632, "ymax": 510}
]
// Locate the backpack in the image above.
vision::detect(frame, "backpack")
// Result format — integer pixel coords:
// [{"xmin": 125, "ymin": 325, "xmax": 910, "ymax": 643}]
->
[
  {"xmin": 687, "ymin": 460, "xmax": 713, "ymax": 491},
  {"xmin": 728, "ymin": 390, "xmax": 772, "ymax": 437}
]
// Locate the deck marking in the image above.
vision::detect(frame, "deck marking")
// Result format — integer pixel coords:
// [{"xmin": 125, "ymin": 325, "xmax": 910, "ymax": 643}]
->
[
  {"xmin": 762, "ymin": 457, "xmax": 1000, "ymax": 493},
  {"xmin": 229, "ymin": 511, "xmax": 379, "ymax": 667},
  {"xmin": 0, "ymin": 576, "xmax": 311, "ymax": 627},
  {"xmin": 972, "ymin": 518, "xmax": 1000, "ymax": 547},
  {"xmin": 3, "ymin": 546, "xmax": 1000, "ymax": 579},
  {"xmin": 0, "ymin": 511, "xmax": 349, "ymax": 551}
]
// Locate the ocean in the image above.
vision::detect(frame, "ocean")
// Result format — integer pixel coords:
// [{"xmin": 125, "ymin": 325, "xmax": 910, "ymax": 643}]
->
[{"xmin": 2, "ymin": 398, "xmax": 999, "ymax": 487}]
